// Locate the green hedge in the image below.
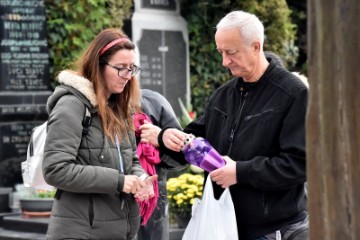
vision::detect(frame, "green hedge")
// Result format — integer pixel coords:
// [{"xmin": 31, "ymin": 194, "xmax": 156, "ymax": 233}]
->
[{"xmin": 44, "ymin": 0, "xmax": 133, "ymax": 86}]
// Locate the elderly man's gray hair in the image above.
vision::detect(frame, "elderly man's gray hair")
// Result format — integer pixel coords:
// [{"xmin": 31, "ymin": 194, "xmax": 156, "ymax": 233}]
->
[{"xmin": 216, "ymin": 11, "xmax": 265, "ymax": 47}]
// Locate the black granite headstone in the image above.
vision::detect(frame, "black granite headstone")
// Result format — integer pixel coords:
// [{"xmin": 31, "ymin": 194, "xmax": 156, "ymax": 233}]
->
[
  {"xmin": 0, "ymin": 0, "xmax": 50, "ymax": 92},
  {"xmin": 164, "ymin": 31, "xmax": 186, "ymax": 113},
  {"xmin": 138, "ymin": 30, "xmax": 163, "ymax": 94},
  {"xmin": 138, "ymin": 30, "xmax": 187, "ymax": 115},
  {"xmin": 133, "ymin": 0, "xmax": 189, "ymax": 117},
  {"xmin": 0, "ymin": 0, "xmax": 50, "ymax": 188}
]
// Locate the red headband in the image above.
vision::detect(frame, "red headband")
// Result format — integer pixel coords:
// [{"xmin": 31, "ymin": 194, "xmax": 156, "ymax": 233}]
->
[{"xmin": 99, "ymin": 38, "xmax": 128, "ymax": 56}]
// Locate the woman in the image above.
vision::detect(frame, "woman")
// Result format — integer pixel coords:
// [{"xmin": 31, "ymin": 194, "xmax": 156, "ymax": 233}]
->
[{"xmin": 42, "ymin": 28, "xmax": 155, "ymax": 240}]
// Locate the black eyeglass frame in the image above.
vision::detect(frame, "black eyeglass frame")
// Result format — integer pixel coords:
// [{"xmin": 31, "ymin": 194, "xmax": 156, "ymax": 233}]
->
[{"xmin": 105, "ymin": 62, "xmax": 141, "ymax": 77}]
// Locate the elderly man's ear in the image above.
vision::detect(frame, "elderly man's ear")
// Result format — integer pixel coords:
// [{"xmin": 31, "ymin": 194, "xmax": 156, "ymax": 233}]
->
[{"xmin": 252, "ymin": 41, "xmax": 261, "ymax": 54}]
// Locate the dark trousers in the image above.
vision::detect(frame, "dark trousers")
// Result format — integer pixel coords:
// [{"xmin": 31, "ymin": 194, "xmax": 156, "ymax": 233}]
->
[{"xmin": 250, "ymin": 216, "xmax": 309, "ymax": 240}]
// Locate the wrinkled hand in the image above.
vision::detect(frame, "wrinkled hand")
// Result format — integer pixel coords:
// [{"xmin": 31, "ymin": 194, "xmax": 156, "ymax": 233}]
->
[
  {"xmin": 123, "ymin": 175, "xmax": 145, "ymax": 194},
  {"xmin": 139, "ymin": 120, "xmax": 161, "ymax": 147},
  {"xmin": 162, "ymin": 128, "xmax": 189, "ymax": 152},
  {"xmin": 209, "ymin": 156, "xmax": 237, "ymax": 188},
  {"xmin": 134, "ymin": 175, "xmax": 158, "ymax": 201}
]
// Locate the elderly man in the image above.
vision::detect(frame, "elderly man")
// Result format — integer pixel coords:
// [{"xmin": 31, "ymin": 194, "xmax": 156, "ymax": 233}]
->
[{"xmin": 158, "ymin": 10, "xmax": 309, "ymax": 240}]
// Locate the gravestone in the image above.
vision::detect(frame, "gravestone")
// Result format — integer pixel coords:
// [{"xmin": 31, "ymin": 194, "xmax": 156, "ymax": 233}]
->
[
  {"xmin": 132, "ymin": 0, "xmax": 190, "ymax": 117},
  {"xmin": 0, "ymin": 0, "xmax": 50, "ymax": 188}
]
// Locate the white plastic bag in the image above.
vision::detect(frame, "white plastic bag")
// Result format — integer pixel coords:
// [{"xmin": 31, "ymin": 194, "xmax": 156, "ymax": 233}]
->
[{"xmin": 182, "ymin": 175, "xmax": 238, "ymax": 240}]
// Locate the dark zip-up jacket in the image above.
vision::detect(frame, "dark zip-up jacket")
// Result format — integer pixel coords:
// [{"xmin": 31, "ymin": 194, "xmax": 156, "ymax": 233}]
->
[
  {"xmin": 137, "ymin": 89, "xmax": 187, "ymax": 240},
  {"xmin": 160, "ymin": 61, "xmax": 308, "ymax": 239}
]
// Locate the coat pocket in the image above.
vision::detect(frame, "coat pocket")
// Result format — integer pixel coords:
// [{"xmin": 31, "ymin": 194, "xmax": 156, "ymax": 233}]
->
[{"xmin": 89, "ymin": 195, "xmax": 94, "ymax": 226}]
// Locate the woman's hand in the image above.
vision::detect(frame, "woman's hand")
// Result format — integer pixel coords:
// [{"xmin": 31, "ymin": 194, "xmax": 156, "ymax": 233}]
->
[
  {"xmin": 134, "ymin": 175, "xmax": 158, "ymax": 201},
  {"xmin": 122, "ymin": 175, "xmax": 145, "ymax": 194}
]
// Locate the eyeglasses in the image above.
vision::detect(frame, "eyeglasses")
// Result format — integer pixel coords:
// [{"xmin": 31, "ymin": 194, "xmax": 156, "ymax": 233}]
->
[{"xmin": 105, "ymin": 62, "xmax": 141, "ymax": 77}]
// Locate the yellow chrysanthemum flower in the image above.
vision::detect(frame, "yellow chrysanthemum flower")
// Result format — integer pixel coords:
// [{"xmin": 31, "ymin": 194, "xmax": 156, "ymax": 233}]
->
[{"xmin": 167, "ymin": 172, "xmax": 204, "ymax": 218}]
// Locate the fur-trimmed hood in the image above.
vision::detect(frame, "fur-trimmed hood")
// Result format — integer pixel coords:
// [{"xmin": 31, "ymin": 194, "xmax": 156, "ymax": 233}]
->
[
  {"xmin": 46, "ymin": 70, "xmax": 98, "ymax": 114},
  {"xmin": 57, "ymin": 70, "xmax": 98, "ymax": 106}
]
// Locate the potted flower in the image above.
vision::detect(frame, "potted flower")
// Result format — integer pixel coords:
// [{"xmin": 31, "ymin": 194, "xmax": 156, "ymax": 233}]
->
[
  {"xmin": 167, "ymin": 173, "xmax": 204, "ymax": 228},
  {"xmin": 16, "ymin": 185, "xmax": 56, "ymax": 217}
]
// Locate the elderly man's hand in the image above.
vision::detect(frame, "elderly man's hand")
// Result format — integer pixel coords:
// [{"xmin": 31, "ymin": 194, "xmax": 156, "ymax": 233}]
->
[
  {"xmin": 209, "ymin": 156, "xmax": 237, "ymax": 188},
  {"xmin": 162, "ymin": 128, "xmax": 189, "ymax": 152}
]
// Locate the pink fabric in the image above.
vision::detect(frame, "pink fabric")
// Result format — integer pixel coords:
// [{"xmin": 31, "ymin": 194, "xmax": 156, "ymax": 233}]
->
[{"xmin": 133, "ymin": 112, "xmax": 160, "ymax": 225}]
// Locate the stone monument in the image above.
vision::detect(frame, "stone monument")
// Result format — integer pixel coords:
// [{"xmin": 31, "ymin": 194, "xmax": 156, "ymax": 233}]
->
[
  {"xmin": 0, "ymin": 0, "xmax": 50, "ymax": 187},
  {"xmin": 131, "ymin": 0, "xmax": 190, "ymax": 117}
]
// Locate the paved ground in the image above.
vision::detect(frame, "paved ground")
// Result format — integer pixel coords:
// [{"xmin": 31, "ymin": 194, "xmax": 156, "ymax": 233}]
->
[
  {"xmin": 0, "ymin": 214, "xmax": 184, "ymax": 240},
  {"xmin": 0, "ymin": 228, "xmax": 184, "ymax": 240}
]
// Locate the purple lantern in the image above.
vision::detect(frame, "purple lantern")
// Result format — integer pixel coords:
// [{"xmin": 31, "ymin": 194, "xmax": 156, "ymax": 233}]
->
[{"xmin": 182, "ymin": 135, "xmax": 225, "ymax": 172}]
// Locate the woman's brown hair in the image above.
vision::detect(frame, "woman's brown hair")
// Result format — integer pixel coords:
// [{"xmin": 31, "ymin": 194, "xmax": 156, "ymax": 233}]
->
[{"xmin": 76, "ymin": 28, "xmax": 141, "ymax": 143}]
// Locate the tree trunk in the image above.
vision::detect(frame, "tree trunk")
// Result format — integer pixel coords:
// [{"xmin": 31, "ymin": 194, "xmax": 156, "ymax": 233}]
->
[{"xmin": 307, "ymin": 0, "xmax": 360, "ymax": 239}]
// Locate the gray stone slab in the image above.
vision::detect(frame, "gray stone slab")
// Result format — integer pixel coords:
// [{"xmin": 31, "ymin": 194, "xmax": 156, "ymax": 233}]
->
[
  {"xmin": 1, "ymin": 215, "xmax": 48, "ymax": 233},
  {"xmin": 0, "ymin": 228, "xmax": 46, "ymax": 240}
]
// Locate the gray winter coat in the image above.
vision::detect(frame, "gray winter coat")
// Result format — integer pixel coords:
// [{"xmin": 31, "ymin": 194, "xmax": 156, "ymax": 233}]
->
[{"xmin": 43, "ymin": 70, "xmax": 146, "ymax": 240}]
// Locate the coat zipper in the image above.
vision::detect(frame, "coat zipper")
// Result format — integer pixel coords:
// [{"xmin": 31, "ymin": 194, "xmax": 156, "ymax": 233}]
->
[
  {"xmin": 125, "ymin": 200, "xmax": 131, "ymax": 236},
  {"xmin": 227, "ymin": 89, "xmax": 248, "ymax": 155},
  {"xmin": 263, "ymin": 193, "xmax": 269, "ymax": 218}
]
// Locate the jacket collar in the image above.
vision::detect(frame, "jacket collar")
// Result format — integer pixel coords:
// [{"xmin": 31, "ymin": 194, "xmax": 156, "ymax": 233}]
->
[{"xmin": 235, "ymin": 61, "xmax": 277, "ymax": 91}]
